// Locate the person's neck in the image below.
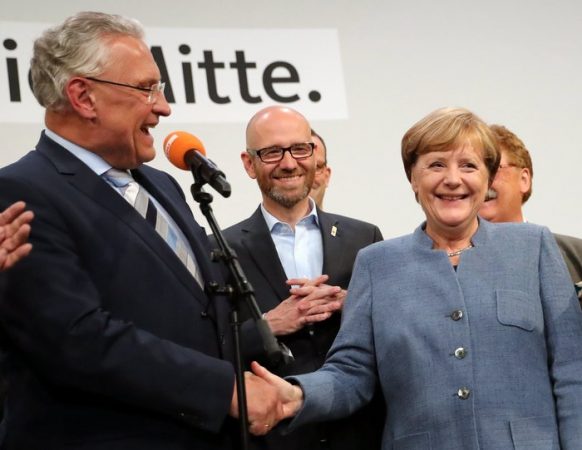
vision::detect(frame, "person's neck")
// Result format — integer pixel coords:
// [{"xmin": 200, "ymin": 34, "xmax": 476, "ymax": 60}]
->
[
  {"xmin": 507, "ymin": 210, "xmax": 525, "ymax": 223},
  {"xmin": 262, "ymin": 198, "xmax": 312, "ymax": 230},
  {"xmin": 425, "ymin": 218, "xmax": 478, "ymax": 254},
  {"xmin": 45, "ymin": 111, "xmax": 94, "ymax": 149}
]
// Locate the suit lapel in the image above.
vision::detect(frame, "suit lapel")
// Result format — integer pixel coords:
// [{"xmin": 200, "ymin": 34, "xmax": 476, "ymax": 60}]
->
[
  {"xmin": 133, "ymin": 168, "xmax": 229, "ymax": 327},
  {"xmin": 36, "ymin": 135, "xmax": 207, "ymax": 302},
  {"xmin": 241, "ymin": 208, "xmax": 289, "ymax": 302},
  {"xmin": 132, "ymin": 168, "xmax": 215, "ymax": 286},
  {"xmin": 318, "ymin": 210, "xmax": 345, "ymax": 281}
]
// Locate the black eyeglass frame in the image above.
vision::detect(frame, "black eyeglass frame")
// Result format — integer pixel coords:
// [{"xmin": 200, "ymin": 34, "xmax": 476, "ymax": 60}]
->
[{"xmin": 247, "ymin": 142, "xmax": 315, "ymax": 163}]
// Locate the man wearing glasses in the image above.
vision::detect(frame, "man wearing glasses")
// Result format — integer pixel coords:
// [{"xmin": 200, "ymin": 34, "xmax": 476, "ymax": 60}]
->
[
  {"xmin": 479, "ymin": 124, "xmax": 582, "ymax": 305},
  {"xmin": 0, "ymin": 12, "xmax": 281, "ymax": 450},
  {"xmin": 309, "ymin": 129, "xmax": 332, "ymax": 210},
  {"xmin": 222, "ymin": 106, "xmax": 384, "ymax": 450}
]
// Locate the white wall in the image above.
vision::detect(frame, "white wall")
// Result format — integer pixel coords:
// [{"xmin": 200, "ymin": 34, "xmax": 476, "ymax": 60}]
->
[{"xmin": 1, "ymin": 0, "xmax": 580, "ymax": 238}]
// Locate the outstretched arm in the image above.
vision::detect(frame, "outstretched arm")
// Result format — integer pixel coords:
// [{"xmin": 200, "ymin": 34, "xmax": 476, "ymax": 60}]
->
[{"xmin": 249, "ymin": 361, "xmax": 304, "ymax": 433}]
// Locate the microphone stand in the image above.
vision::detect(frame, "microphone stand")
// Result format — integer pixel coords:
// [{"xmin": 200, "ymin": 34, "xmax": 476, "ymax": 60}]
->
[{"xmin": 189, "ymin": 180, "xmax": 284, "ymax": 450}]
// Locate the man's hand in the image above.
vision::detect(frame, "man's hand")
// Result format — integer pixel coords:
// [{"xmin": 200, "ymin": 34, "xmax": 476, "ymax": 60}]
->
[
  {"xmin": 230, "ymin": 371, "xmax": 286, "ymax": 436},
  {"xmin": 0, "ymin": 201, "xmax": 34, "ymax": 271},
  {"xmin": 286, "ymin": 274, "xmax": 329, "ymax": 288},
  {"xmin": 287, "ymin": 275, "xmax": 348, "ymax": 313},
  {"xmin": 264, "ymin": 283, "xmax": 343, "ymax": 336}
]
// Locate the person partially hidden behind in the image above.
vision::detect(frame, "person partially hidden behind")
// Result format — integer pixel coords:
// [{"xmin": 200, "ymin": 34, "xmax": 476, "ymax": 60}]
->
[
  {"xmin": 479, "ymin": 124, "xmax": 582, "ymax": 304},
  {"xmin": 222, "ymin": 106, "xmax": 384, "ymax": 450},
  {"xmin": 0, "ymin": 12, "xmax": 282, "ymax": 450},
  {"xmin": 249, "ymin": 107, "xmax": 582, "ymax": 449},
  {"xmin": 309, "ymin": 129, "xmax": 331, "ymax": 209}
]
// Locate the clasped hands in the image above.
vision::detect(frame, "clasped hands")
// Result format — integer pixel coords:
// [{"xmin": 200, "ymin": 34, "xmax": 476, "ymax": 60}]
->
[
  {"xmin": 230, "ymin": 361, "xmax": 304, "ymax": 436},
  {"xmin": 229, "ymin": 274, "xmax": 344, "ymax": 434},
  {"xmin": 263, "ymin": 274, "xmax": 347, "ymax": 335}
]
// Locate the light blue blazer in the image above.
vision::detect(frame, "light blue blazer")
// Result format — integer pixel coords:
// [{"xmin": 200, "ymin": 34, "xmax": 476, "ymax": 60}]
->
[{"xmin": 290, "ymin": 220, "xmax": 582, "ymax": 449}]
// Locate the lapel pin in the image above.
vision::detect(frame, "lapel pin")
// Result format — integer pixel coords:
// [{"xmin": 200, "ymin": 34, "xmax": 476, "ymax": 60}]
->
[{"xmin": 331, "ymin": 225, "xmax": 337, "ymax": 237}]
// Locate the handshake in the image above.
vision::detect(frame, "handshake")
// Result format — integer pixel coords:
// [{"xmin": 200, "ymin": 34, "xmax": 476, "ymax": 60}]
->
[
  {"xmin": 228, "ymin": 274, "xmax": 344, "ymax": 436},
  {"xmin": 229, "ymin": 361, "xmax": 305, "ymax": 436}
]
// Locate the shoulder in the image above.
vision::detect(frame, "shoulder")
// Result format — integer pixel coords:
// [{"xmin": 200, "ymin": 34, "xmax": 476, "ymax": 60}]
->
[
  {"xmin": 472, "ymin": 221, "xmax": 563, "ymax": 266},
  {"xmin": 319, "ymin": 210, "xmax": 377, "ymax": 230},
  {"xmin": 480, "ymin": 219, "xmax": 548, "ymax": 242},
  {"xmin": 222, "ymin": 207, "xmax": 263, "ymax": 239},
  {"xmin": 554, "ymin": 233, "xmax": 582, "ymax": 250},
  {"xmin": 357, "ymin": 233, "xmax": 414, "ymax": 262},
  {"xmin": 0, "ymin": 151, "xmax": 47, "ymax": 181},
  {"xmin": 318, "ymin": 210, "xmax": 382, "ymax": 239}
]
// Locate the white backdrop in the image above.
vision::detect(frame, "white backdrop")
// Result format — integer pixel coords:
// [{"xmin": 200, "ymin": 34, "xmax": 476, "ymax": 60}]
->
[{"xmin": 0, "ymin": 0, "xmax": 580, "ymax": 238}]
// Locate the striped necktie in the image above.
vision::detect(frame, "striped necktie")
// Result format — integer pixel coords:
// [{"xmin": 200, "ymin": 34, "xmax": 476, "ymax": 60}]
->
[{"xmin": 103, "ymin": 168, "xmax": 204, "ymax": 287}]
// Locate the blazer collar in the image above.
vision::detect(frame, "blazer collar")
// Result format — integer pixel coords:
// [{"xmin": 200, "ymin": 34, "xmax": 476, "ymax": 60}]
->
[
  {"xmin": 413, "ymin": 218, "xmax": 490, "ymax": 251},
  {"xmin": 241, "ymin": 207, "xmax": 290, "ymax": 301},
  {"xmin": 36, "ymin": 133, "xmax": 209, "ymax": 303},
  {"xmin": 241, "ymin": 206, "xmax": 347, "ymax": 299},
  {"xmin": 317, "ymin": 209, "xmax": 346, "ymax": 278}
]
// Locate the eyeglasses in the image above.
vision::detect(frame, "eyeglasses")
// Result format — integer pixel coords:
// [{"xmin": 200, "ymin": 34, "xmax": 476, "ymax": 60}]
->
[
  {"xmin": 85, "ymin": 77, "xmax": 166, "ymax": 104},
  {"xmin": 247, "ymin": 143, "xmax": 315, "ymax": 163},
  {"xmin": 498, "ymin": 163, "xmax": 519, "ymax": 170}
]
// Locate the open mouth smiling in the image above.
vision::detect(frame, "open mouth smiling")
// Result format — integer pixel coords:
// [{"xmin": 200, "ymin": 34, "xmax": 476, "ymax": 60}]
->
[
  {"xmin": 436, "ymin": 194, "xmax": 469, "ymax": 201},
  {"xmin": 274, "ymin": 174, "xmax": 303, "ymax": 182},
  {"xmin": 484, "ymin": 188, "xmax": 498, "ymax": 202},
  {"xmin": 140, "ymin": 123, "xmax": 157, "ymax": 135}
]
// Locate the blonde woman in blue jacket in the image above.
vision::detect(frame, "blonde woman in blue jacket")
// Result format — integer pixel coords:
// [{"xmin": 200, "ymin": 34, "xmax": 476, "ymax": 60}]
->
[{"xmin": 251, "ymin": 107, "xmax": 582, "ymax": 449}]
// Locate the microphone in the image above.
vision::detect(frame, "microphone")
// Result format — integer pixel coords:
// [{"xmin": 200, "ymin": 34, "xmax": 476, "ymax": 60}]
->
[{"xmin": 164, "ymin": 131, "xmax": 231, "ymax": 198}]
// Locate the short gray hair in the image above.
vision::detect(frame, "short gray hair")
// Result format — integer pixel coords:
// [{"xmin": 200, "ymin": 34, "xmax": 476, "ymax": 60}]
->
[{"xmin": 31, "ymin": 11, "xmax": 144, "ymax": 110}]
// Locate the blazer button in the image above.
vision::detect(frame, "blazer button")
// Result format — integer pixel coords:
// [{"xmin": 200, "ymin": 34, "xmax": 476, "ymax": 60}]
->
[
  {"xmin": 450, "ymin": 310, "xmax": 463, "ymax": 321},
  {"xmin": 457, "ymin": 387, "xmax": 471, "ymax": 399},
  {"xmin": 454, "ymin": 347, "xmax": 467, "ymax": 359}
]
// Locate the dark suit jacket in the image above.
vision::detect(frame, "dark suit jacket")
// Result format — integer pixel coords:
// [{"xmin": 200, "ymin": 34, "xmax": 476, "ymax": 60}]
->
[
  {"xmin": 0, "ymin": 133, "xmax": 237, "ymax": 450},
  {"xmin": 554, "ymin": 233, "xmax": 582, "ymax": 283},
  {"xmin": 222, "ymin": 206, "xmax": 384, "ymax": 450},
  {"xmin": 554, "ymin": 233, "xmax": 582, "ymax": 305}
]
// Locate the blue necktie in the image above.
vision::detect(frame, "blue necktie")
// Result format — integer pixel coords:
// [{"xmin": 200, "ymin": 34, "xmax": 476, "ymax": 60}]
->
[{"xmin": 103, "ymin": 168, "xmax": 204, "ymax": 287}]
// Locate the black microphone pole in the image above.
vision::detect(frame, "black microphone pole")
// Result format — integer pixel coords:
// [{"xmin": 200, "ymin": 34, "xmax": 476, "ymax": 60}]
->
[{"xmin": 188, "ymin": 176, "xmax": 284, "ymax": 450}]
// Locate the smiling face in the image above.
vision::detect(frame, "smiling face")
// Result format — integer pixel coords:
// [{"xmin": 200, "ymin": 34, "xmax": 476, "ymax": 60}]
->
[
  {"xmin": 242, "ymin": 107, "xmax": 315, "ymax": 214},
  {"xmin": 309, "ymin": 134, "xmax": 331, "ymax": 208},
  {"xmin": 411, "ymin": 143, "xmax": 490, "ymax": 239},
  {"xmin": 87, "ymin": 35, "xmax": 171, "ymax": 169},
  {"xmin": 479, "ymin": 149, "xmax": 531, "ymax": 223}
]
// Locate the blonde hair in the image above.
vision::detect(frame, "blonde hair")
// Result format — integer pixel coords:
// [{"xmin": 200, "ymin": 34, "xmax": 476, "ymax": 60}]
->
[
  {"xmin": 490, "ymin": 124, "xmax": 533, "ymax": 203},
  {"xmin": 401, "ymin": 107, "xmax": 501, "ymax": 184}
]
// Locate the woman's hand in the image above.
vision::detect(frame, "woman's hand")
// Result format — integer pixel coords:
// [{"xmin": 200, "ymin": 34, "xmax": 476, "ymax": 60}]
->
[{"xmin": 251, "ymin": 361, "xmax": 304, "ymax": 421}]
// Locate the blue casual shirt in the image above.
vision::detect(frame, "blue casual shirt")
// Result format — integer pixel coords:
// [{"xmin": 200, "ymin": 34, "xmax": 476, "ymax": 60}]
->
[{"xmin": 260, "ymin": 199, "xmax": 323, "ymax": 280}]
